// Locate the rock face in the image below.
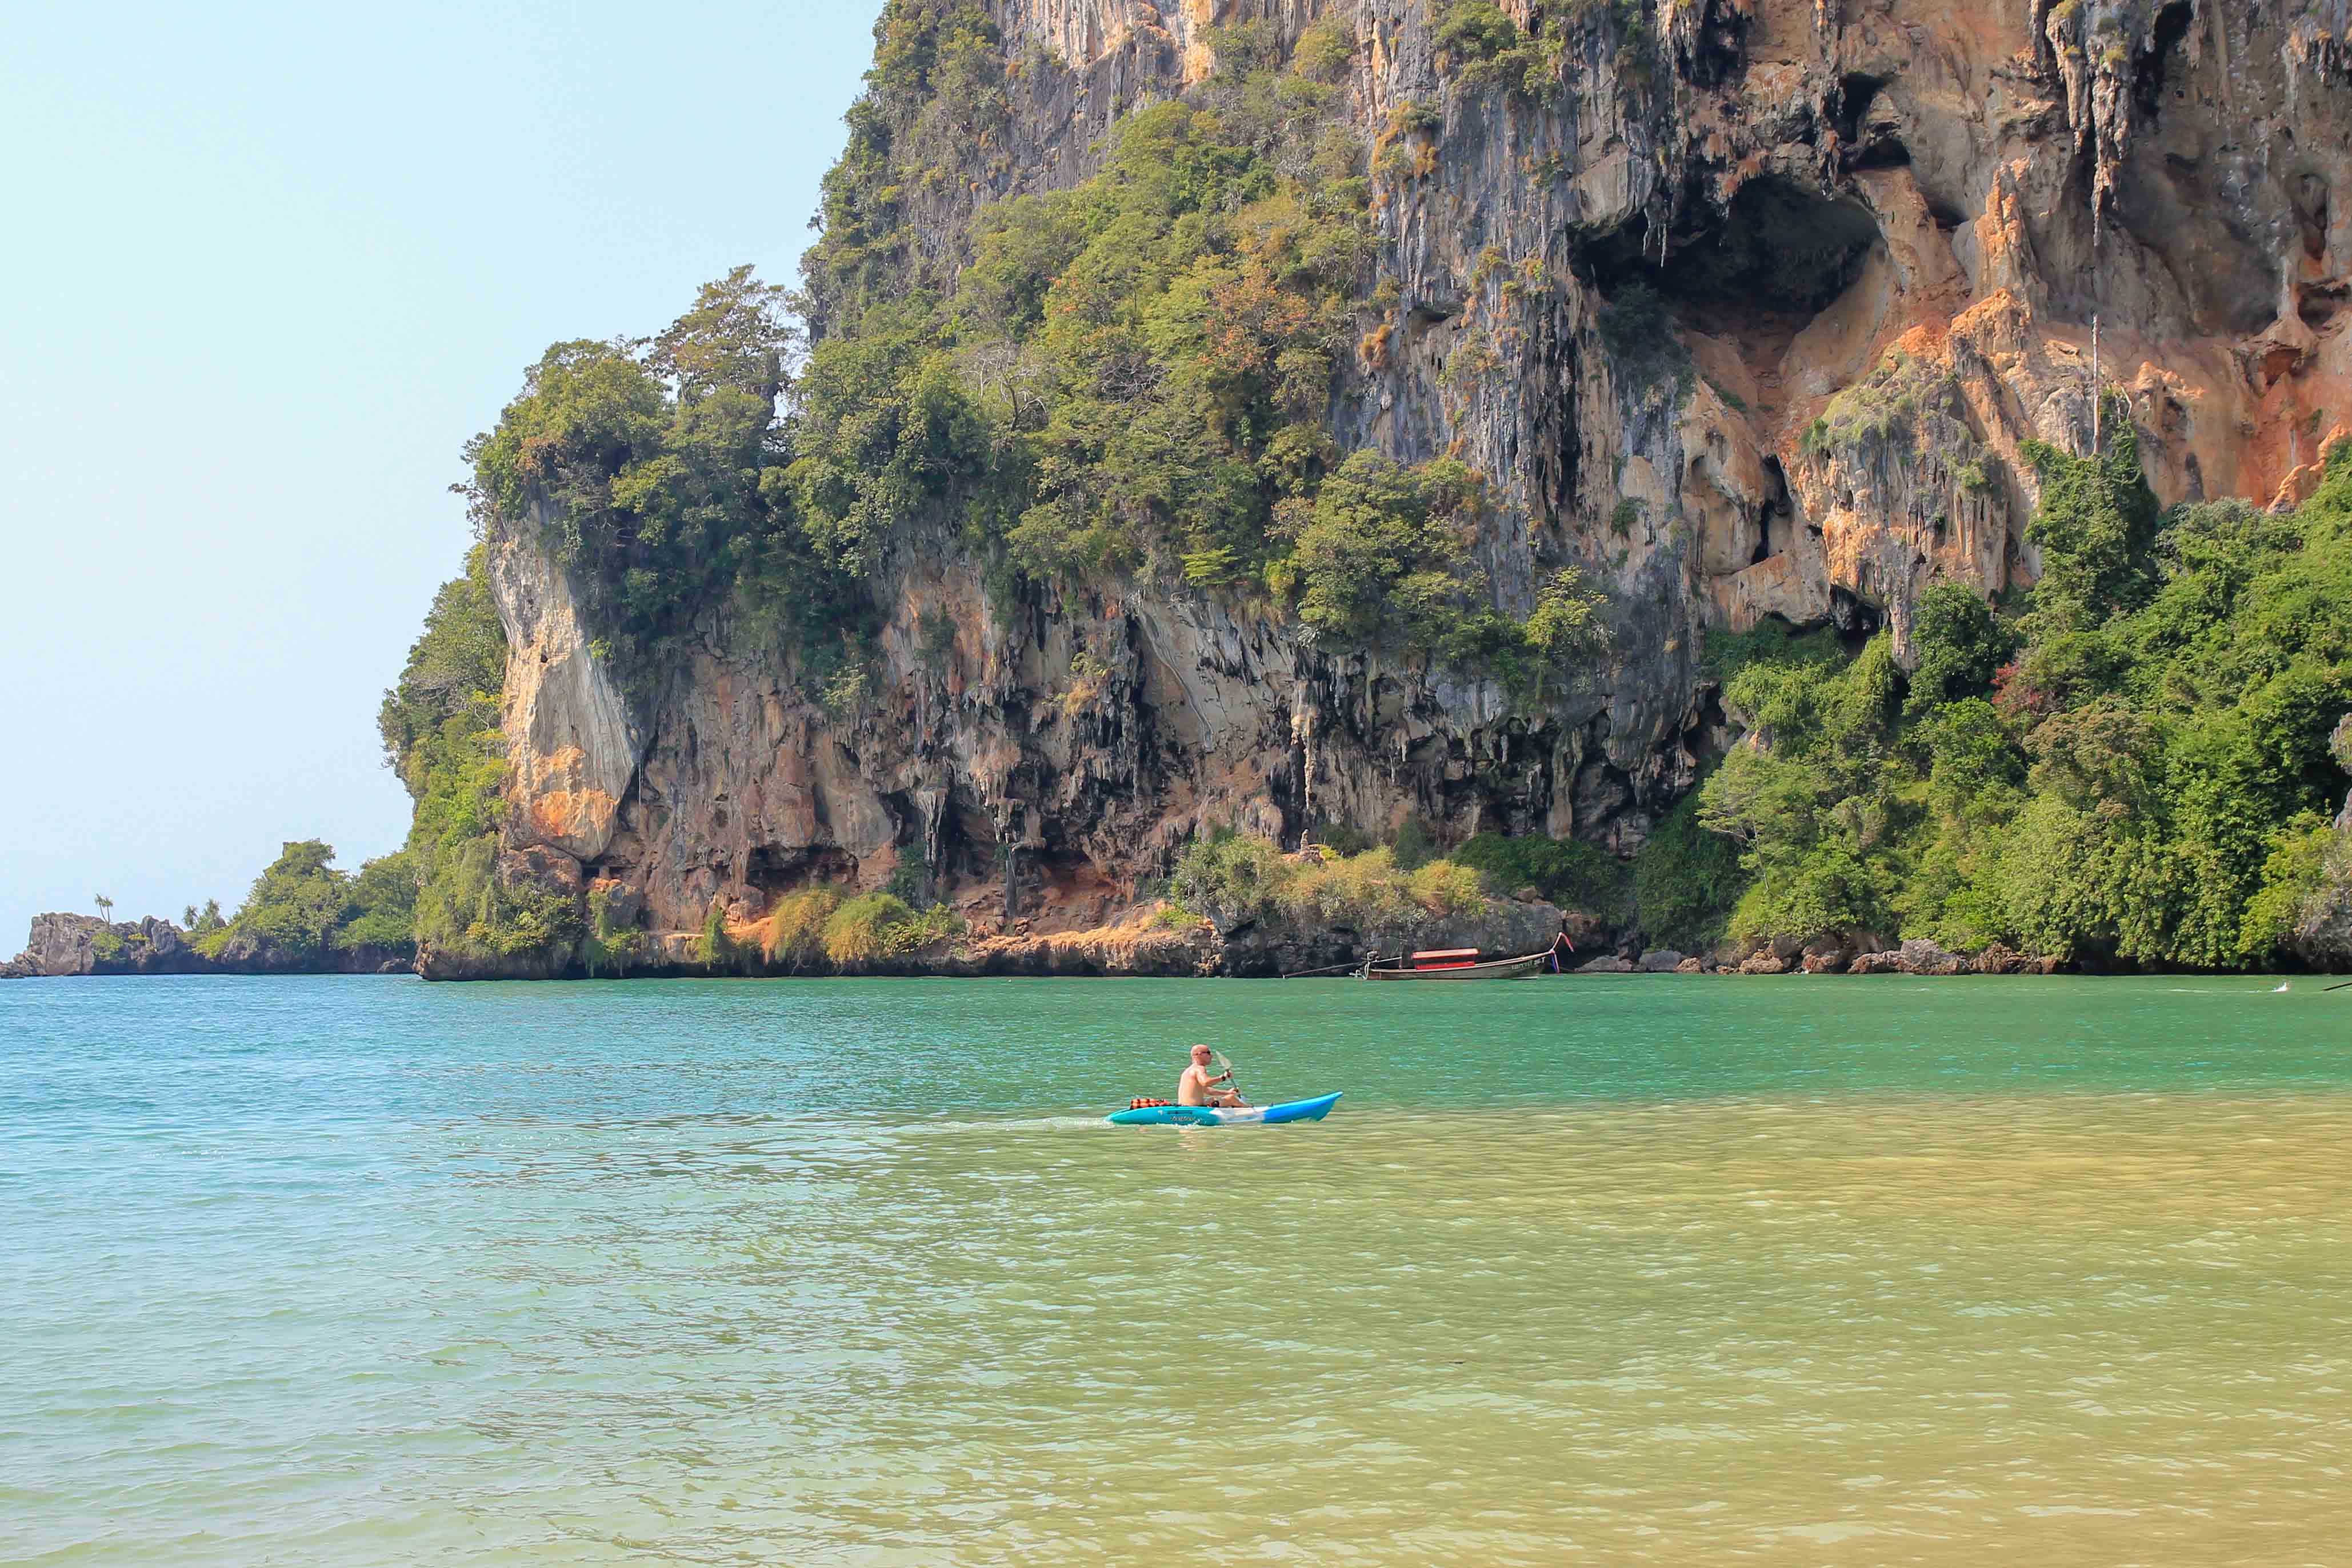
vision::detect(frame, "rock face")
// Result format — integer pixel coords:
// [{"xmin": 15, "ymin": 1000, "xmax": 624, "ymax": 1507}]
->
[
  {"xmin": 2, "ymin": 914, "xmax": 406, "ymax": 979},
  {"xmin": 2335, "ymin": 716, "xmax": 2352, "ymax": 831},
  {"xmin": 937, "ymin": 914, "xmax": 1222, "ymax": 977},
  {"xmin": 2295, "ymin": 870, "xmax": 2352, "ymax": 967},
  {"xmin": 492, "ymin": 502, "xmax": 647, "ymax": 870},
  {"xmin": 7, "ymin": 914, "xmax": 200, "ymax": 978},
  {"xmin": 1217, "ymin": 895, "xmax": 1569, "ymax": 978},
  {"xmin": 471, "ymin": 0, "xmax": 2352, "ymax": 975}
]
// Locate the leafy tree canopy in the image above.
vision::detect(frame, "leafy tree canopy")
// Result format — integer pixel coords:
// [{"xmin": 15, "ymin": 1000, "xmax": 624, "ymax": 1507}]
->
[{"xmin": 1694, "ymin": 437, "xmax": 2352, "ymax": 969}]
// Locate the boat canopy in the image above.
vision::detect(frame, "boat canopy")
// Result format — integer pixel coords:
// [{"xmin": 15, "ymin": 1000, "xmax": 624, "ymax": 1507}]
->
[{"xmin": 1411, "ymin": 948, "xmax": 1479, "ymax": 963}]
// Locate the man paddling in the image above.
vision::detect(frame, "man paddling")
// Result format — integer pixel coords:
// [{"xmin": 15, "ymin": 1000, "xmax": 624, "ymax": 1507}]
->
[{"xmin": 1178, "ymin": 1044, "xmax": 1245, "ymax": 1108}]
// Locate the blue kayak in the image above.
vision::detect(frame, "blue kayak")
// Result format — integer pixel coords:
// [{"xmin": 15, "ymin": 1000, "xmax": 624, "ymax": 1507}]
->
[{"xmin": 1106, "ymin": 1091, "xmax": 1342, "ymax": 1127}]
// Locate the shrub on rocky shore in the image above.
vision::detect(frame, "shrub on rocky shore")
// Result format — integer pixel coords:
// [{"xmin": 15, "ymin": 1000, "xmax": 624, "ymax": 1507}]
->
[{"xmin": 1171, "ymin": 832, "xmax": 1498, "ymax": 931}]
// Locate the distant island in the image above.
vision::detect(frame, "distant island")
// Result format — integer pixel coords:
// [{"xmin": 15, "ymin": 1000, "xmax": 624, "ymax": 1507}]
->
[{"xmin": 4, "ymin": 842, "xmax": 413, "ymax": 979}]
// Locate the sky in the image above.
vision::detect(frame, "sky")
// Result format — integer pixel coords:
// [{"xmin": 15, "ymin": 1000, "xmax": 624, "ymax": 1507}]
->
[{"xmin": 0, "ymin": 0, "xmax": 886, "ymax": 940}]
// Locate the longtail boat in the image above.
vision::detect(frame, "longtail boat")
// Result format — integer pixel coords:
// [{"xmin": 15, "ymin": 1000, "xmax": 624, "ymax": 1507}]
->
[{"xmin": 1359, "ymin": 947, "xmax": 1553, "ymax": 981}]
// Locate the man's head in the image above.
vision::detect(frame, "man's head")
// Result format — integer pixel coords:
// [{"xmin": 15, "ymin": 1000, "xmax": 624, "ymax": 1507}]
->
[{"xmin": 1190, "ymin": 1044, "xmax": 1213, "ymax": 1065}]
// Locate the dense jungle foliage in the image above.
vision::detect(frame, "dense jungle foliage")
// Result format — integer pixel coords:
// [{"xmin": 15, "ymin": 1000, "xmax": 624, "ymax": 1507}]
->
[
  {"xmin": 1697, "ymin": 432, "xmax": 2352, "ymax": 969},
  {"xmin": 189, "ymin": 839, "xmax": 417, "ymax": 964}
]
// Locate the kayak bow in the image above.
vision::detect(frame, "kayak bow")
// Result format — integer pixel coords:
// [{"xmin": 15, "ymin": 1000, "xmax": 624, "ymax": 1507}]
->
[{"xmin": 1106, "ymin": 1091, "xmax": 1343, "ymax": 1127}]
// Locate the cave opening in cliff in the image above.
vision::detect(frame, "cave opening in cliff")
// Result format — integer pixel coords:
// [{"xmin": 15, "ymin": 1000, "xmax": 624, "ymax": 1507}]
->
[
  {"xmin": 1830, "ymin": 74, "xmax": 1885, "ymax": 146},
  {"xmin": 2133, "ymin": 2, "xmax": 2195, "ymax": 122},
  {"xmin": 1584, "ymin": 178, "xmax": 1881, "ymax": 318},
  {"xmin": 2293, "ymin": 172, "xmax": 2331, "ymax": 266},
  {"xmin": 1753, "ymin": 457, "xmax": 1796, "ymax": 565},
  {"xmin": 2300, "ymin": 283, "xmax": 2343, "ymax": 331},
  {"xmin": 1833, "ymin": 75, "xmax": 1910, "ymax": 172},
  {"xmin": 745, "ymin": 844, "xmax": 857, "ymax": 899},
  {"xmin": 1830, "ymin": 586, "xmax": 1882, "ymax": 650},
  {"xmin": 942, "ymin": 790, "xmax": 1004, "ymax": 889}
]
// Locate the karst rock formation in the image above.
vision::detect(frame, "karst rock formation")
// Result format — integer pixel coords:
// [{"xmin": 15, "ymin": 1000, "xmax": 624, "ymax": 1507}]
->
[{"xmin": 446, "ymin": 0, "xmax": 2350, "ymax": 974}]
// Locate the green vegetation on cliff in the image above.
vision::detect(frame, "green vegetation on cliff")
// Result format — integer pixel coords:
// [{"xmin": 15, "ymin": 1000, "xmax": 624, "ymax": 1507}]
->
[
  {"xmin": 462, "ymin": 271, "xmax": 871, "ymax": 692},
  {"xmin": 1628, "ymin": 782, "xmax": 1746, "ymax": 951},
  {"xmin": 798, "ymin": 10, "xmax": 1604, "ymax": 671},
  {"xmin": 377, "ymin": 546, "xmax": 577, "ymax": 967},
  {"xmin": 732, "ymin": 889, "xmax": 965, "ymax": 973},
  {"xmin": 1181, "ymin": 805, "xmax": 1739, "ymax": 956},
  {"xmin": 1453, "ymin": 831, "xmax": 1630, "ymax": 921},
  {"xmin": 1698, "ymin": 435, "xmax": 2352, "ymax": 969},
  {"xmin": 465, "ymin": 6, "xmax": 1604, "ymax": 709}
]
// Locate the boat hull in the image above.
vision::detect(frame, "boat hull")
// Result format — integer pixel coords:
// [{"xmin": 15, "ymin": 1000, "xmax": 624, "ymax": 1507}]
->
[
  {"xmin": 1106, "ymin": 1091, "xmax": 1343, "ymax": 1127},
  {"xmin": 1363, "ymin": 951, "xmax": 1552, "ymax": 980}
]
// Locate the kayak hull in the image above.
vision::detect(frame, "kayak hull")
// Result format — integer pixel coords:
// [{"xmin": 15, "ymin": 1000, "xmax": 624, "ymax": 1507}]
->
[{"xmin": 1107, "ymin": 1091, "xmax": 1343, "ymax": 1127}]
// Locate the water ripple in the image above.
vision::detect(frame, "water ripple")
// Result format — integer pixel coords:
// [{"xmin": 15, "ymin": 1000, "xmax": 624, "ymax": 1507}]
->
[{"xmin": 3, "ymin": 977, "xmax": 2349, "ymax": 1563}]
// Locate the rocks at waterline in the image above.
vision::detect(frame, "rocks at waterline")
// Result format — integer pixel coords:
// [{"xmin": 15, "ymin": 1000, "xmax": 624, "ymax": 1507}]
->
[
  {"xmin": 6, "ymin": 913, "xmax": 208, "ymax": 978},
  {"xmin": 1212, "ymin": 895, "xmax": 1572, "ymax": 980},
  {"xmin": 1, "ymin": 912, "xmax": 409, "ymax": 979}
]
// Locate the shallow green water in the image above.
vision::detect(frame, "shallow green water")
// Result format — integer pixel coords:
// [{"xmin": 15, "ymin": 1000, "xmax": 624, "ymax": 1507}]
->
[{"xmin": 4, "ymin": 974, "xmax": 2348, "ymax": 1563}]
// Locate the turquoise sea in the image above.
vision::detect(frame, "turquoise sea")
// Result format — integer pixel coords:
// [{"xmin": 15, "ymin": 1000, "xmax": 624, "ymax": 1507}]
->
[{"xmin": 5, "ymin": 974, "xmax": 2349, "ymax": 1564}]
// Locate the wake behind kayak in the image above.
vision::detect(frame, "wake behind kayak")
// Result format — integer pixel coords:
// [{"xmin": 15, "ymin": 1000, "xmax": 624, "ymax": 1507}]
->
[{"xmin": 1106, "ymin": 1091, "xmax": 1342, "ymax": 1127}]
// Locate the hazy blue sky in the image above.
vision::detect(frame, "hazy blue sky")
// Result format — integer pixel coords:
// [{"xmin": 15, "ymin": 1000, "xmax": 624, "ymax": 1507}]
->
[{"xmin": 1, "ymin": 0, "xmax": 885, "ymax": 940}]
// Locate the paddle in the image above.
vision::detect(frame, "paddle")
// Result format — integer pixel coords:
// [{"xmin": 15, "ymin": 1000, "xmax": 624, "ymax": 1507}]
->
[
  {"xmin": 1212, "ymin": 1049, "xmax": 1248, "ymax": 1107},
  {"xmin": 2327, "ymin": 978, "xmax": 2352, "ymax": 992}
]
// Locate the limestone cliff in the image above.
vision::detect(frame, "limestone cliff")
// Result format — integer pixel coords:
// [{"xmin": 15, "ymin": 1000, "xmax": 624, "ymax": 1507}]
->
[{"xmin": 450, "ymin": 0, "xmax": 2351, "ymax": 975}]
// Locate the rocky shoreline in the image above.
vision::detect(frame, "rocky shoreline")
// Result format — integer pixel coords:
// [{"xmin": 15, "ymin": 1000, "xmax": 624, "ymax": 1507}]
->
[
  {"xmin": 7, "ymin": 906, "xmax": 2303, "ymax": 982},
  {"xmin": 1582, "ymin": 937, "xmax": 2063, "ymax": 978}
]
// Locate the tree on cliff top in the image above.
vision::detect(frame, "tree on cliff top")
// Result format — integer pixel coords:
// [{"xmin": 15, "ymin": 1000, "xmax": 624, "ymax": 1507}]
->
[
  {"xmin": 464, "ymin": 275, "xmax": 869, "ymax": 691},
  {"xmin": 378, "ymin": 543, "xmax": 505, "ymax": 793},
  {"xmin": 231, "ymin": 841, "xmax": 351, "ymax": 954},
  {"xmin": 649, "ymin": 265, "xmax": 797, "ymax": 409}
]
